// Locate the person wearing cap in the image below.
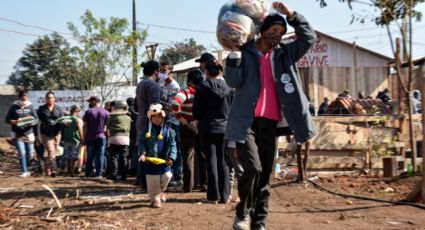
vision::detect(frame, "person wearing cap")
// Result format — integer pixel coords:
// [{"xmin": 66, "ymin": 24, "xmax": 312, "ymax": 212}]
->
[
  {"xmin": 5, "ymin": 89, "xmax": 39, "ymax": 177},
  {"xmin": 138, "ymin": 103, "xmax": 177, "ymax": 208},
  {"xmin": 37, "ymin": 91, "xmax": 64, "ymax": 177},
  {"xmin": 106, "ymin": 100, "xmax": 131, "ymax": 180},
  {"xmin": 195, "ymin": 52, "xmax": 216, "ymax": 73},
  {"xmin": 170, "ymin": 70, "xmax": 205, "ymax": 193},
  {"xmin": 135, "ymin": 60, "xmax": 163, "ymax": 187},
  {"xmin": 224, "ymin": 2, "xmax": 316, "ymax": 229},
  {"xmin": 61, "ymin": 104, "xmax": 83, "ymax": 176},
  {"xmin": 84, "ymin": 96, "xmax": 109, "ymax": 178}
]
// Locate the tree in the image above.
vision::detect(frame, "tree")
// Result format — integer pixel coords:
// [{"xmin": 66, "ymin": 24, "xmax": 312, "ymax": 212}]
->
[
  {"xmin": 318, "ymin": 0, "xmax": 425, "ymax": 203},
  {"xmin": 159, "ymin": 38, "xmax": 206, "ymax": 65},
  {"xmin": 7, "ymin": 33, "xmax": 78, "ymax": 91},
  {"xmin": 67, "ymin": 10, "xmax": 147, "ymax": 101}
]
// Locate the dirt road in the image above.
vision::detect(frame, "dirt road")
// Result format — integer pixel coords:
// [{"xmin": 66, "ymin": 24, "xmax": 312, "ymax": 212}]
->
[{"xmin": 1, "ymin": 143, "xmax": 425, "ymax": 229}]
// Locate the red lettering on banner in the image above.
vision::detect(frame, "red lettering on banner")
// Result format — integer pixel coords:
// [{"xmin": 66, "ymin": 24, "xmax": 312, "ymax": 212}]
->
[{"xmin": 297, "ymin": 36, "xmax": 329, "ymax": 67}]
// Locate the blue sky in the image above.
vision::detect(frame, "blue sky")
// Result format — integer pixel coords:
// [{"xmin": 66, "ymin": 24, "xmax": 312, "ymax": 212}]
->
[{"xmin": 1, "ymin": 0, "xmax": 424, "ymax": 84}]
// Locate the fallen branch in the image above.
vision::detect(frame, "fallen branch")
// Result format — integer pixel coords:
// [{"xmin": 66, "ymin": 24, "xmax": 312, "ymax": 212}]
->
[
  {"xmin": 41, "ymin": 184, "xmax": 62, "ymax": 209},
  {"xmin": 9, "ymin": 196, "xmax": 24, "ymax": 208},
  {"xmin": 46, "ymin": 207, "xmax": 53, "ymax": 218},
  {"xmin": 39, "ymin": 216, "xmax": 63, "ymax": 223}
]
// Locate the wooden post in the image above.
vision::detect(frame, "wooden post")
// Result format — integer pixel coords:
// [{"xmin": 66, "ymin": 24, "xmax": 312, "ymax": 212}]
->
[
  {"xmin": 131, "ymin": 0, "xmax": 138, "ymax": 86},
  {"xmin": 365, "ymin": 120, "xmax": 373, "ymax": 171},
  {"xmin": 421, "ymin": 65, "xmax": 425, "ymax": 202},
  {"xmin": 146, "ymin": 43, "xmax": 158, "ymax": 60},
  {"xmin": 407, "ymin": 0, "xmax": 417, "ymax": 172}
]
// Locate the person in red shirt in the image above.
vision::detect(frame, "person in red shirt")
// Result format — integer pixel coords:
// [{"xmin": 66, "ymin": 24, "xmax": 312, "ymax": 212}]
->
[{"xmin": 170, "ymin": 70, "xmax": 204, "ymax": 193}]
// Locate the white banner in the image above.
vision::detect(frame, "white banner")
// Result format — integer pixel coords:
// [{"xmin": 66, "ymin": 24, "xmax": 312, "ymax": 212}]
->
[{"xmin": 28, "ymin": 86, "xmax": 136, "ymax": 114}]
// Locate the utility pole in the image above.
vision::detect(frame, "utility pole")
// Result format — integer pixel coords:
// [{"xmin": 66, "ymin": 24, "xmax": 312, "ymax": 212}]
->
[
  {"xmin": 132, "ymin": 0, "xmax": 138, "ymax": 86},
  {"xmin": 146, "ymin": 43, "xmax": 159, "ymax": 60}
]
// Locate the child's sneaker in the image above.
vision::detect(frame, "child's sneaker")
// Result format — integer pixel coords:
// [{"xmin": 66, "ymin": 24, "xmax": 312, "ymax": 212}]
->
[{"xmin": 150, "ymin": 198, "xmax": 161, "ymax": 208}]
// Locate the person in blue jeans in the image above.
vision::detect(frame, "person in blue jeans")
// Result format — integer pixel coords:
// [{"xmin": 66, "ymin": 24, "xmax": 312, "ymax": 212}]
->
[
  {"xmin": 5, "ymin": 89, "xmax": 39, "ymax": 177},
  {"xmin": 84, "ymin": 96, "xmax": 109, "ymax": 178}
]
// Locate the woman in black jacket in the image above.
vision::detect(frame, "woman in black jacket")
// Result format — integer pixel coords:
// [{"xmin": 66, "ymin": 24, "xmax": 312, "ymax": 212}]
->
[
  {"xmin": 193, "ymin": 60, "xmax": 233, "ymax": 204},
  {"xmin": 5, "ymin": 90, "xmax": 38, "ymax": 177},
  {"xmin": 37, "ymin": 91, "xmax": 63, "ymax": 177}
]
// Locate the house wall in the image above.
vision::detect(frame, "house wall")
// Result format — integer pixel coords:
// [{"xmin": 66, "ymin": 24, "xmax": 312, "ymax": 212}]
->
[{"xmin": 293, "ymin": 34, "xmax": 390, "ymax": 114}]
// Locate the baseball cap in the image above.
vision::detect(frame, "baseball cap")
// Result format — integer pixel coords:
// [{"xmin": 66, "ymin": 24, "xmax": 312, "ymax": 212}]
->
[{"xmin": 195, "ymin": 53, "xmax": 216, "ymax": 63}]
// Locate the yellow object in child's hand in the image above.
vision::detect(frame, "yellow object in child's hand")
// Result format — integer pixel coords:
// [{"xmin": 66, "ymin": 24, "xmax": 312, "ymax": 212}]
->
[{"xmin": 144, "ymin": 157, "xmax": 167, "ymax": 165}]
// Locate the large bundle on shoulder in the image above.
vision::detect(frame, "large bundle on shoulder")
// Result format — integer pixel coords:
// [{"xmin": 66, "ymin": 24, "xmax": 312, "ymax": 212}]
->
[{"xmin": 217, "ymin": 0, "xmax": 269, "ymax": 50}]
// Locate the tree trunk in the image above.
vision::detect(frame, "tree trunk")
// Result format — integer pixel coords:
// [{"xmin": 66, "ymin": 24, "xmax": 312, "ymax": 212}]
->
[{"xmin": 405, "ymin": 34, "xmax": 425, "ymax": 203}]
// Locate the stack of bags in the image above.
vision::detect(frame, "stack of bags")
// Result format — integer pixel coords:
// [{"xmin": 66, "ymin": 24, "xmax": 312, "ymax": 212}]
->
[{"xmin": 216, "ymin": 0, "xmax": 269, "ymax": 50}]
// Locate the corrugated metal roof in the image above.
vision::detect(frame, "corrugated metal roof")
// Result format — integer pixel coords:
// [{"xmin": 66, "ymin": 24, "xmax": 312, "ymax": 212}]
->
[
  {"xmin": 325, "ymin": 97, "xmax": 392, "ymax": 115},
  {"xmin": 173, "ymin": 51, "xmax": 229, "ymax": 73}
]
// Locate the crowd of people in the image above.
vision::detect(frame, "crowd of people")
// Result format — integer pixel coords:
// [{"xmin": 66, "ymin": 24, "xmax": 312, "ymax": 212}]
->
[
  {"xmin": 4, "ymin": 2, "xmax": 319, "ymax": 229},
  {"xmin": 4, "ymin": 57, "xmax": 234, "ymax": 206}
]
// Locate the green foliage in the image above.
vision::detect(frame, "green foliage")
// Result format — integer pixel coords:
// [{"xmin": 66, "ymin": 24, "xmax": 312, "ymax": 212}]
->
[
  {"xmin": 159, "ymin": 38, "xmax": 206, "ymax": 65},
  {"xmin": 7, "ymin": 33, "xmax": 78, "ymax": 91},
  {"xmin": 67, "ymin": 10, "xmax": 148, "ymax": 93},
  {"xmin": 317, "ymin": 0, "xmax": 423, "ymax": 25},
  {"xmin": 8, "ymin": 10, "xmax": 148, "ymax": 94}
]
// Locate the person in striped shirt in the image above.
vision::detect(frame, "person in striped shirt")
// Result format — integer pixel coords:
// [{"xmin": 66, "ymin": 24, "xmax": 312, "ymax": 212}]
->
[{"xmin": 170, "ymin": 70, "xmax": 204, "ymax": 193}]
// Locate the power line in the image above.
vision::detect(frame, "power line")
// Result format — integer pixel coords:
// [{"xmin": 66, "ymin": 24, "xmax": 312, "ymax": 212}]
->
[
  {"xmin": 139, "ymin": 22, "xmax": 215, "ymax": 34},
  {"xmin": 0, "ymin": 17, "xmax": 72, "ymax": 35},
  {"xmin": 0, "ymin": 28, "xmax": 41, "ymax": 37},
  {"xmin": 327, "ymin": 26, "xmax": 380, "ymax": 34}
]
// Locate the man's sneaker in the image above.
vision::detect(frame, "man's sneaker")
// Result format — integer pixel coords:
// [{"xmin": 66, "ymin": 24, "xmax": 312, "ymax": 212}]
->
[
  {"xmin": 150, "ymin": 198, "xmax": 161, "ymax": 208},
  {"xmin": 160, "ymin": 193, "xmax": 167, "ymax": 202},
  {"xmin": 232, "ymin": 215, "xmax": 250, "ymax": 230},
  {"xmin": 19, "ymin": 172, "xmax": 31, "ymax": 178}
]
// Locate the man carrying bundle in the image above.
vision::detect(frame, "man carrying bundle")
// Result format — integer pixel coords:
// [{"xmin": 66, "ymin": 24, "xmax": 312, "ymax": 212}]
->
[{"xmin": 223, "ymin": 2, "xmax": 317, "ymax": 229}]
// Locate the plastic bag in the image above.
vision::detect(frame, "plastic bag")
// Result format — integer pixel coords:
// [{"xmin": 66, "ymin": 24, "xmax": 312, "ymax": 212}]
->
[
  {"xmin": 235, "ymin": 0, "xmax": 269, "ymax": 23},
  {"xmin": 216, "ymin": 0, "xmax": 269, "ymax": 50}
]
